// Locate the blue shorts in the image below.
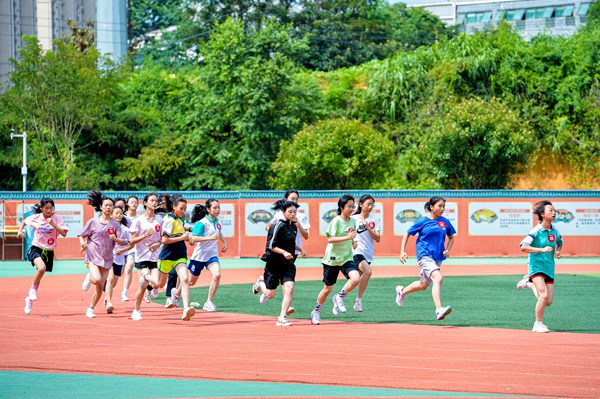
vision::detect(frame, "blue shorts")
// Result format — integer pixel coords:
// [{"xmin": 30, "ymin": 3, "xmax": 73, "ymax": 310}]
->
[
  {"xmin": 188, "ymin": 257, "xmax": 219, "ymax": 277},
  {"xmin": 353, "ymin": 254, "xmax": 371, "ymax": 265}
]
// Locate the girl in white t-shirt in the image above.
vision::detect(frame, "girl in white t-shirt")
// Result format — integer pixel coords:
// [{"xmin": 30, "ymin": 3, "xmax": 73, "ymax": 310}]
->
[
  {"xmin": 17, "ymin": 197, "xmax": 68, "ymax": 314},
  {"xmin": 351, "ymin": 194, "xmax": 381, "ymax": 312}
]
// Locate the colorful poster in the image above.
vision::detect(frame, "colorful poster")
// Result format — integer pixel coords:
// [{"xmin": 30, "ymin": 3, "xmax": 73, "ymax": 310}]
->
[
  {"xmin": 468, "ymin": 202, "xmax": 531, "ymax": 236},
  {"xmin": 319, "ymin": 202, "xmax": 338, "ymax": 235},
  {"xmin": 185, "ymin": 203, "xmax": 235, "ymax": 238},
  {"xmin": 244, "ymin": 202, "xmax": 275, "ymax": 236},
  {"xmin": 552, "ymin": 202, "xmax": 600, "ymax": 236},
  {"xmin": 393, "ymin": 202, "xmax": 458, "ymax": 235}
]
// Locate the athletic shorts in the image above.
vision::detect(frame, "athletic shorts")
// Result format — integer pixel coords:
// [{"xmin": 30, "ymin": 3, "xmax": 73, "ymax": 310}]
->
[
  {"xmin": 112, "ymin": 263, "xmax": 124, "ymax": 277},
  {"xmin": 418, "ymin": 256, "xmax": 441, "ymax": 284},
  {"xmin": 322, "ymin": 260, "xmax": 359, "ymax": 286},
  {"xmin": 158, "ymin": 258, "xmax": 187, "ymax": 274},
  {"xmin": 264, "ymin": 259, "xmax": 296, "ymax": 290},
  {"xmin": 353, "ymin": 254, "xmax": 371, "ymax": 266},
  {"xmin": 188, "ymin": 256, "xmax": 219, "ymax": 277},
  {"xmin": 135, "ymin": 261, "xmax": 158, "ymax": 270},
  {"xmin": 530, "ymin": 273, "xmax": 554, "ymax": 284},
  {"xmin": 27, "ymin": 245, "xmax": 54, "ymax": 272},
  {"xmin": 126, "ymin": 252, "xmax": 135, "ymax": 262}
]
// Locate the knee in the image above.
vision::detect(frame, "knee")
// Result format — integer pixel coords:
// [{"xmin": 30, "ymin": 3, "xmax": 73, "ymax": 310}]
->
[
  {"xmin": 213, "ymin": 272, "xmax": 221, "ymax": 282},
  {"xmin": 179, "ymin": 274, "xmax": 190, "ymax": 286},
  {"xmin": 322, "ymin": 285, "xmax": 333, "ymax": 294},
  {"xmin": 362, "ymin": 268, "xmax": 372, "ymax": 279},
  {"xmin": 266, "ymin": 290, "xmax": 276, "ymax": 299},
  {"xmin": 419, "ymin": 282, "xmax": 430, "ymax": 291}
]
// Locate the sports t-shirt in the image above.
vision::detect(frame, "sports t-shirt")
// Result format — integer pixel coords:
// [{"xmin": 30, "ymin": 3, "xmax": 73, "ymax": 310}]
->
[
  {"xmin": 113, "ymin": 226, "xmax": 131, "ymax": 266},
  {"xmin": 269, "ymin": 210, "xmax": 310, "ymax": 255},
  {"xmin": 322, "ymin": 215, "xmax": 356, "ymax": 266},
  {"xmin": 407, "ymin": 216, "xmax": 456, "ymax": 263},
  {"xmin": 159, "ymin": 213, "xmax": 187, "ymax": 260},
  {"xmin": 130, "ymin": 214, "xmax": 163, "ymax": 262},
  {"xmin": 79, "ymin": 218, "xmax": 123, "ymax": 269},
  {"xmin": 24, "ymin": 213, "xmax": 68, "ymax": 249},
  {"xmin": 190, "ymin": 215, "xmax": 221, "ymax": 262},
  {"xmin": 520, "ymin": 223, "xmax": 563, "ymax": 279},
  {"xmin": 351, "ymin": 214, "xmax": 381, "ymax": 262},
  {"xmin": 265, "ymin": 219, "xmax": 297, "ymax": 261}
]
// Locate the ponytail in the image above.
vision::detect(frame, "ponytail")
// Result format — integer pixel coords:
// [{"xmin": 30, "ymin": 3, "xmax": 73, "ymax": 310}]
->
[
  {"xmin": 424, "ymin": 196, "xmax": 445, "ymax": 212},
  {"xmin": 87, "ymin": 190, "xmax": 113, "ymax": 212},
  {"xmin": 32, "ymin": 197, "xmax": 55, "ymax": 214}
]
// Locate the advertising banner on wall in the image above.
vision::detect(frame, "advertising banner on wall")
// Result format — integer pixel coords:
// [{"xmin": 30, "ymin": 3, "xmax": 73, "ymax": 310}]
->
[
  {"xmin": 552, "ymin": 202, "xmax": 600, "ymax": 236},
  {"xmin": 393, "ymin": 202, "xmax": 458, "ymax": 235},
  {"xmin": 245, "ymin": 202, "xmax": 310, "ymax": 237},
  {"xmin": 185, "ymin": 203, "xmax": 235, "ymax": 238},
  {"xmin": 468, "ymin": 202, "xmax": 532, "ymax": 236}
]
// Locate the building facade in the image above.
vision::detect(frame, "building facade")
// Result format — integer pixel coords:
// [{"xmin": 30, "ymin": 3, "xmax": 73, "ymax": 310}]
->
[
  {"xmin": 400, "ymin": 0, "xmax": 593, "ymax": 39},
  {"xmin": 0, "ymin": 0, "xmax": 127, "ymax": 87}
]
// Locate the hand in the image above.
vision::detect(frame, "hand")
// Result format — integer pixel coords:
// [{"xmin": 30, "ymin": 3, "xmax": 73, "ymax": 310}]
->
[
  {"xmin": 400, "ymin": 252, "xmax": 408, "ymax": 264},
  {"xmin": 17, "ymin": 231, "xmax": 24, "ymax": 239},
  {"xmin": 348, "ymin": 230, "xmax": 356, "ymax": 240},
  {"xmin": 148, "ymin": 242, "xmax": 160, "ymax": 252},
  {"xmin": 115, "ymin": 248, "xmax": 125, "ymax": 255},
  {"xmin": 443, "ymin": 249, "xmax": 451, "ymax": 258},
  {"xmin": 109, "ymin": 233, "xmax": 117, "ymax": 241},
  {"xmin": 80, "ymin": 242, "xmax": 87, "ymax": 253},
  {"xmin": 210, "ymin": 233, "xmax": 219, "ymax": 240},
  {"xmin": 300, "ymin": 248, "xmax": 307, "ymax": 258},
  {"xmin": 555, "ymin": 251, "xmax": 561, "ymax": 259},
  {"xmin": 221, "ymin": 242, "xmax": 228, "ymax": 252},
  {"xmin": 283, "ymin": 251, "xmax": 293, "ymax": 260},
  {"xmin": 542, "ymin": 246, "xmax": 553, "ymax": 253},
  {"xmin": 144, "ymin": 229, "xmax": 153, "ymax": 238},
  {"xmin": 352, "ymin": 241, "xmax": 358, "ymax": 250}
]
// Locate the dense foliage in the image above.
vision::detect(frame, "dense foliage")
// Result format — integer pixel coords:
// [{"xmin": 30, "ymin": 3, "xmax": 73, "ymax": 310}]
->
[{"xmin": 0, "ymin": 5, "xmax": 598, "ymax": 191}]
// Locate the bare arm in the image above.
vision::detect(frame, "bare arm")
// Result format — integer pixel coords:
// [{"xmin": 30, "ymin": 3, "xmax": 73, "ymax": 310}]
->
[
  {"xmin": 399, "ymin": 233, "xmax": 410, "ymax": 263},
  {"xmin": 443, "ymin": 235, "xmax": 455, "ymax": 257},
  {"xmin": 162, "ymin": 232, "xmax": 189, "ymax": 245},
  {"xmin": 520, "ymin": 244, "xmax": 553, "ymax": 254}
]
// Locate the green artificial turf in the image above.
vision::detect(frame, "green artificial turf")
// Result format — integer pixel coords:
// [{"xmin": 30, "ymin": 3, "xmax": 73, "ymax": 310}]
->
[{"xmin": 171, "ymin": 274, "xmax": 600, "ymax": 333}]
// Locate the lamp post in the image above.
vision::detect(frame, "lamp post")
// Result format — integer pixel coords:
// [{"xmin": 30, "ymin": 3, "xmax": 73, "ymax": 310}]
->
[{"xmin": 10, "ymin": 129, "xmax": 27, "ymax": 192}]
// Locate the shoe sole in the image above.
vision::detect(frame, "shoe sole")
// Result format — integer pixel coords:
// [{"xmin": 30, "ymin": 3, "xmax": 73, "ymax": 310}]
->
[
  {"xmin": 286, "ymin": 307, "xmax": 295, "ymax": 316},
  {"xmin": 276, "ymin": 322, "xmax": 292, "ymax": 326},
  {"xmin": 106, "ymin": 305, "xmax": 114, "ymax": 314},
  {"xmin": 182, "ymin": 307, "xmax": 196, "ymax": 321},
  {"xmin": 165, "ymin": 303, "xmax": 174, "ymax": 309},
  {"xmin": 24, "ymin": 297, "xmax": 32, "ymax": 314}
]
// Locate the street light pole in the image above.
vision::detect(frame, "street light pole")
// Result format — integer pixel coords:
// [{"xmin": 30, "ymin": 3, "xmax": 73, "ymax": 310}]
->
[{"xmin": 10, "ymin": 129, "xmax": 27, "ymax": 192}]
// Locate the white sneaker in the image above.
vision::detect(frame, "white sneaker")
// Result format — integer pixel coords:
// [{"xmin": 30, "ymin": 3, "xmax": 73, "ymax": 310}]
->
[
  {"xmin": 332, "ymin": 296, "xmax": 339, "ymax": 316},
  {"xmin": 131, "ymin": 309, "xmax": 142, "ymax": 321},
  {"xmin": 82, "ymin": 273, "xmax": 91, "ymax": 292},
  {"xmin": 310, "ymin": 309, "xmax": 321, "ymax": 325},
  {"xmin": 276, "ymin": 316, "xmax": 292, "ymax": 326},
  {"xmin": 182, "ymin": 307, "xmax": 196, "ymax": 321},
  {"xmin": 532, "ymin": 321, "xmax": 550, "ymax": 333},
  {"xmin": 354, "ymin": 299, "xmax": 363, "ymax": 312},
  {"xmin": 165, "ymin": 296, "xmax": 174, "ymax": 308},
  {"xmin": 333, "ymin": 293, "xmax": 346, "ymax": 314},
  {"xmin": 106, "ymin": 302, "xmax": 114, "ymax": 314},
  {"xmin": 85, "ymin": 307, "xmax": 96, "ymax": 318},
  {"xmin": 395, "ymin": 285, "xmax": 405, "ymax": 308},
  {"xmin": 516, "ymin": 275, "xmax": 529, "ymax": 290},
  {"xmin": 171, "ymin": 288, "xmax": 180, "ymax": 308},
  {"xmin": 190, "ymin": 302, "xmax": 200, "ymax": 308},
  {"xmin": 144, "ymin": 289, "xmax": 151, "ymax": 303},
  {"xmin": 252, "ymin": 275, "xmax": 263, "ymax": 295},
  {"xmin": 259, "ymin": 294, "xmax": 268, "ymax": 304},
  {"xmin": 151, "ymin": 289, "xmax": 159, "ymax": 298},
  {"xmin": 24, "ymin": 297, "xmax": 33, "ymax": 314},
  {"xmin": 28, "ymin": 288, "xmax": 38, "ymax": 301},
  {"xmin": 203, "ymin": 301, "xmax": 217, "ymax": 312},
  {"xmin": 120, "ymin": 290, "xmax": 129, "ymax": 302},
  {"xmin": 286, "ymin": 306, "xmax": 296, "ymax": 316},
  {"xmin": 139, "ymin": 268, "xmax": 149, "ymax": 287},
  {"xmin": 436, "ymin": 306, "xmax": 453, "ymax": 320}
]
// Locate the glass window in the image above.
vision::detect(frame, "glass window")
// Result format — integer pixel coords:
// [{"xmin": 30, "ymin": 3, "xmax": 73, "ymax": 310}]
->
[
  {"xmin": 456, "ymin": 13, "xmax": 465, "ymax": 24},
  {"xmin": 496, "ymin": 10, "xmax": 506, "ymax": 21},
  {"xmin": 466, "ymin": 12, "xmax": 478, "ymax": 24},
  {"xmin": 482, "ymin": 11, "xmax": 492, "ymax": 23},
  {"xmin": 578, "ymin": 4, "xmax": 590, "ymax": 16},
  {"xmin": 543, "ymin": 7, "xmax": 555, "ymax": 18},
  {"xmin": 509, "ymin": 9, "xmax": 525, "ymax": 21},
  {"xmin": 564, "ymin": 5, "xmax": 574, "ymax": 16}
]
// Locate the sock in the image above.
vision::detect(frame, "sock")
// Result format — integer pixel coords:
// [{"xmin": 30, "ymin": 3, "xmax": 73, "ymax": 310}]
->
[
  {"xmin": 31, "ymin": 284, "xmax": 38, "ymax": 290},
  {"xmin": 314, "ymin": 303, "xmax": 321, "ymax": 312},
  {"xmin": 355, "ymin": 297, "xmax": 362, "ymax": 301},
  {"xmin": 339, "ymin": 289, "xmax": 347, "ymax": 298}
]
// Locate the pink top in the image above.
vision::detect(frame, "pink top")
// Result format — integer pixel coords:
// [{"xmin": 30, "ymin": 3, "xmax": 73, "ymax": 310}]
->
[
  {"xmin": 24, "ymin": 213, "xmax": 68, "ymax": 250},
  {"xmin": 130, "ymin": 214, "xmax": 163, "ymax": 263},
  {"xmin": 79, "ymin": 218, "xmax": 123, "ymax": 269}
]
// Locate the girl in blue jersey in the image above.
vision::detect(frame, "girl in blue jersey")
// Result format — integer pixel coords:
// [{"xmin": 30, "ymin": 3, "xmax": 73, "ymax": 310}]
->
[
  {"xmin": 519, "ymin": 200, "xmax": 563, "ymax": 333},
  {"xmin": 187, "ymin": 199, "xmax": 228, "ymax": 312},
  {"xmin": 397, "ymin": 196, "xmax": 456, "ymax": 321}
]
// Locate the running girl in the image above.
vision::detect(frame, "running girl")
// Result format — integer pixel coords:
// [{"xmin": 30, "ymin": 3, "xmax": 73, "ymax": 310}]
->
[
  {"xmin": 79, "ymin": 191, "xmax": 126, "ymax": 318},
  {"xmin": 253, "ymin": 200, "xmax": 299, "ymax": 326},
  {"xmin": 397, "ymin": 196, "xmax": 455, "ymax": 321},
  {"xmin": 519, "ymin": 200, "xmax": 563, "ymax": 333},
  {"xmin": 120, "ymin": 195, "xmax": 139, "ymax": 301},
  {"xmin": 128, "ymin": 193, "xmax": 163, "ymax": 321},
  {"xmin": 310, "ymin": 194, "xmax": 359, "ymax": 325},
  {"xmin": 103, "ymin": 205, "xmax": 131, "ymax": 314},
  {"xmin": 187, "ymin": 199, "xmax": 228, "ymax": 312},
  {"xmin": 143, "ymin": 194, "xmax": 195, "ymax": 321},
  {"xmin": 18, "ymin": 197, "xmax": 68, "ymax": 314},
  {"xmin": 265, "ymin": 190, "xmax": 310, "ymax": 258},
  {"xmin": 351, "ymin": 194, "xmax": 381, "ymax": 312}
]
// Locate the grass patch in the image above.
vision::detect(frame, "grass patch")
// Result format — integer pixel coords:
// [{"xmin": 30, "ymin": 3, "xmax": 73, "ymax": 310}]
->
[{"xmin": 157, "ymin": 274, "xmax": 600, "ymax": 333}]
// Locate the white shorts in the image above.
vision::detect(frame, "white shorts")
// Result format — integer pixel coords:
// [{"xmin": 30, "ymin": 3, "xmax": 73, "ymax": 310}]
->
[{"xmin": 418, "ymin": 256, "xmax": 441, "ymax": 284}]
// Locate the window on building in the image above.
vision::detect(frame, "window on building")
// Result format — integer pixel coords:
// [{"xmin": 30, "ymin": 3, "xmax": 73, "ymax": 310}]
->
[
  {"xmin": 506, "ymin": 9, "xmax": 525, "ymax": 21},
  {"xmin": 456, "ymin": 13, "xmax": 465, "ymax": 24},
  {"xmin": 496, "ymin": 10, "xmax": 506, "ymax": 21},
  {"xmin": 555, "ymin": 5, "xmax": 575, "ymax": 17},
  {"xmin": 578, "ymin": 4, "xmax": 590, "ymax": 16},
  {"xmin": 543, "ymin": 7, "xmax": 555, "ymax": 18},
  {"xmin": 482, "ymin": 11, "xmax": 492, "ymax": 23}
]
